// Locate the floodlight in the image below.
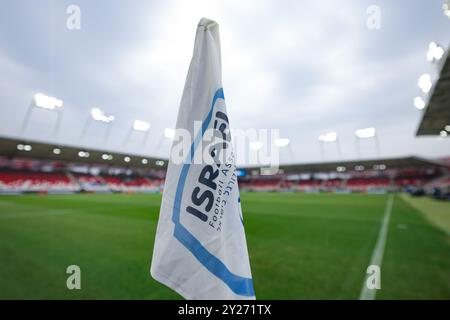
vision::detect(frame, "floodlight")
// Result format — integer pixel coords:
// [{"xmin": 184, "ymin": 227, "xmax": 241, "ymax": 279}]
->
[
  {"xmin": 414, "ymin": 96, "xmax": 425, "ymax": 110},
  {"xmin": 23, "ymin": 144, "xmax": 32, "ymax": 151},
  {"xmin": 274, "ymin": 138, "xmax": 290, "ymax": 147},
  {"xmin": 124, "ymin": 156, "xmax": 131, "ymax": 163},
  {"xmin": 164, "ymin": 128, "xmax": 175, "ymax": 139},
  {"xmin": 318, "ymin": 131, "xmax": 337, "ymax": 143},
  {"xmin": 78, "ymin": 151, "xmax": 89, "ymax": 158},
  {"xmin": 142, "ymin": 158, "xmax": 148, "ymax": 164},
  {"xmin": 102, "ymin": 154, "xmax": 113, "ymax": 160},
  {"xmin": 17, "ymin": 144, "xmax": 31, "ymax": 151},
  {"xmin": 355, "ymin": 127, "xmax": 376, "ymax": 139},
  {"xmin": 418, "ymin": 74, "xmax": 432, "ymax": 93},
  {"xmin": 440, "ymin": 130, "xmax": 448, "ymax": 137},
  {"xmin": 427, "ymin": 42, "xmax": 445, "ymax": 62},
  {"xmin": 445, "ymin": 125, "xmax": 450, "ymax": 132},
  {"xmin": 91, "ymin": 108, "xmax": 114, "ymax": 123},
  {"xmin": 34, "ymin": 93, "xmax": 63, "ymax": 110},
  {"xmin": 53, "ymin": 148, "xmax": 61, "ymax": 155},
  {"xmin": 336, "ymin": 166, "xmax": 346, "ymax": 172},
  {"xmin": 133, "ymin": 120, "xmax": 150, "ymax": 132},
  {"xmin": 354, "ymin": 165, "xmax": 364, "ymax": 171},
  {"xmin": 249, "ymin": 141, "xmax": 263, "ymax": 150},
  {"xmin": 156, "ymin": 160, "xmax": 165, "ymax": 166},
  {"xmin": 444, "ymin": 2, "xmax": 450, "ymax": 18}
]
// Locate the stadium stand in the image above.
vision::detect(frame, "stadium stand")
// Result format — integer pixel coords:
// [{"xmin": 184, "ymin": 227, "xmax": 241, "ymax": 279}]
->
[
  {"xmin": 0, "ymin": 170, "xmax": 79, "ymax": 194},
  {"xmin": 0, "ymin": 136, "xmax": 448, "ymax": 198},
  {"xmin": 0, "ymin": 169, "xmax": 164, "ymax": 194},
  {"xmin": 0, "ymin": 137, "xmax": 167, "ymax": 194},
  {"xmin": 240, "ymin": 157, "xmax": 449, "ymax": 195}
]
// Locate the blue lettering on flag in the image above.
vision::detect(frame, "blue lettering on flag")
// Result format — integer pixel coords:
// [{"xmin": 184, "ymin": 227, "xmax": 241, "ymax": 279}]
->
[{"xmin": 171, "ymin": 88, "xmax": 255, "ymax": 297}]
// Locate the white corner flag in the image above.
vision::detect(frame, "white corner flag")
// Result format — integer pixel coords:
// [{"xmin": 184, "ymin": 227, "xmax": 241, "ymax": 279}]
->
[{"xmin": 150, "ymin": 18, "xmax": 255, "ymax": 300}]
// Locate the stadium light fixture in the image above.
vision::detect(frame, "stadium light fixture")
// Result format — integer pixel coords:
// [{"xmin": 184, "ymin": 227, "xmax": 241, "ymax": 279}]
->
[
  {"xmin": 142, "ymin": 158, "xmax": 148, "ymax": 164},
  {"xmin": 249, "ymin": 141, "xmax": 263, "ymax": 150},
  {"xmin": 440, "ymin": 130, "xmax": 448, "ymax": 137},
  {"xmin": 355, "ymin": 127, "xmax": 376, "ymax": 139},
  {"xmin": 53, "ymin": 148, "xmax": 61, "ymax": 155},
  {"xmin": 91, "ymin": 108, "xmax": 114, "ymax": 123},
  {"xmin": 133, "ymin": 120, "xmax": 150, "ymax": 132},
  {"xmin": 274, "ymin": 138, "xmax": 290, "ymax": 148},
  {"xmin": 414, "ymin": 96, "xmax": 426, "ymax": 110},
  {"xmin": 164, "ymin": 128, "xmax": 175, "ymax": 140},
  {"xmin": 34, "ymin": 93, "xmax": 63, "ymax": 110},
  {"xmin": 354, "ymin": 165, "xmax": 365, "ymax": 171},
  {"xmin": 124, "ymin": 156, "xmax": 131, "ymax": 163},
  {"xmin": 445, "ymin": 125, "xmax": 450, "ymax": 132},
  {"xmin": 22, "ymin": 93, "xmax": 64, "ymax": 135},
  {"xmin": 427, "ymin": 42, "xmax": 445, "ymax": 62},
  {"xmin": 318, "ymin": 131, "xmax": 337, "ymax": 143},
  {"xmin": 125, "ymin": 120, "xmax": 151, "ymax": 147},
  {"xmin": 418, "ymin": 74, "xmax": 432, "ymax": 93},
  {"xmin": 156, "ymin": 160, "xmax": 165, "ymax": 166},
  {"xmin": 443, "ymin": 1, "xmax": 450, "ymax": 18},
  {"xmin": 78, "ymin": 151, "xmax": 90, "ymax": 158},
  {"xmin": 373, "ymin": 164, "xmax": 386, "ymax": 170},
  {"xmin": 102, "ymin": 154, "xmax": 113, "ymax": 160},
  {"xmin": 336, "ymin": 166, "xmax": 346, "ymax": 172},
  {"xmin": 17, "ymin": 144, "xmax": 32, "ymax": 151}
]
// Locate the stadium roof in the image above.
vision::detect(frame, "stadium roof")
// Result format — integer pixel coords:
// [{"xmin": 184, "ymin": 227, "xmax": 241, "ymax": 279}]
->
[
  {"xmin": 244, "ymin": 156, "xmax": 449, "ymax": 174},
  {"xmin": 416, "ymin": 47, "xmax": 450, "ymax": 136},
  {"xmin": 0, "ymin": 136, "xmax": 167, "ymax": 169}
]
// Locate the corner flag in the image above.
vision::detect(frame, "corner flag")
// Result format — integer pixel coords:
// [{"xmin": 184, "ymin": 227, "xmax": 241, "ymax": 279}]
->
[{"xmin": 150, "ymin": 18, "xmax": 255, "ymax": 300}]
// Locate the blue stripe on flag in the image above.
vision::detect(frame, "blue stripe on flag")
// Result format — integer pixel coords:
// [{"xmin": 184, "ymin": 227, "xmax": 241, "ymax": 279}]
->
[{"xmin": 171, "ymin": 88, "xmax": 255, "ymax": 297}]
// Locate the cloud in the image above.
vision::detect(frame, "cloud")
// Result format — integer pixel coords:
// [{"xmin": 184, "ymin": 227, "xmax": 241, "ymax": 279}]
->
[{"xmin": 0, "ymin": 0, "xmax": 449, "ymax": 164}]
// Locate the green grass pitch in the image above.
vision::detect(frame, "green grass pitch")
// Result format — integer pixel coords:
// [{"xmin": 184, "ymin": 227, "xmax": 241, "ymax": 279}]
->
[{"xmin": 0, "ymin": 192, "xmax": 448, "ymax": 299}]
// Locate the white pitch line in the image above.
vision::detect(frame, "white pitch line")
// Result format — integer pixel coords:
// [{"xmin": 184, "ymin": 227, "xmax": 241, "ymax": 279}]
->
[{"xmin": 359, "ymin": 194, "xmax": 394, "ymax": 300}]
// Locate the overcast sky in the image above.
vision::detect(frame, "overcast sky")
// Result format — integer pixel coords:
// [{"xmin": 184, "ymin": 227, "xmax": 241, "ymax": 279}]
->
[{"xmin": 0, "ymin": 0, "xmax": 449, "ymax": 165}]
